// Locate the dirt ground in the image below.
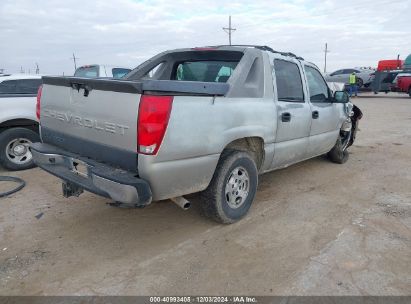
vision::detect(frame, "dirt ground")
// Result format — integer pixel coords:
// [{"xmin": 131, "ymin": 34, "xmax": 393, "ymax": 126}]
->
[{"xmin": 0, "ymin": 93, "xmax": 410, "ymax": 296}]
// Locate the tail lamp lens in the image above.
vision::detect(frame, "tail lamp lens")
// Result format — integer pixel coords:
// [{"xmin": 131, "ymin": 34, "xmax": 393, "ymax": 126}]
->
[
  {"xmin": 137, "ymin": 95, "xmax": 173, "ymax": 155},
  {"xmin": 36, "ymin": 85, "xmax": 43, "ymax": 120}
]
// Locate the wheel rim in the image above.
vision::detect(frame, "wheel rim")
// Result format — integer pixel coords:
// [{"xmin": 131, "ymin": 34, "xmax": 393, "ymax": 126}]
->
[
  {"xmin": 5, "ymin": 138, "xmax": 33, "ymax": 165},
  {"xmin": 225, "ymin": 166, "xmax": 250, "ymax": 209}
]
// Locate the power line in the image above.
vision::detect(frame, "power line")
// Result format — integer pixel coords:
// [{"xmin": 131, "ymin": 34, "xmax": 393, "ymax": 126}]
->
[
  {"xmin": 324, "ymin": 43, "xmax": 330, "ymax": 74},
  {"xmin": 223, "ymin": 15, "xmax": 236, "ymax": 46}
]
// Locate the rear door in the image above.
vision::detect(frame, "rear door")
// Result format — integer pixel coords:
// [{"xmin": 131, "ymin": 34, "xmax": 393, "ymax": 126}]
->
[
  {"xmin": 304, "ymin": 65, "xmax": 340, "ymax": 156},
  {"xmin": 271, "ymin": 58, "xmax": 312, "ymax": 169}
]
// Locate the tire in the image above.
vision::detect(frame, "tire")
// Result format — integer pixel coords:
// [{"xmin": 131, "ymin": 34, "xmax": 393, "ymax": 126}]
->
[
  {"xmin": 0, "ymin": 127, "xmax": 40, "ymax": 171},
  {"xmin": 200, "ymin": 150, "xmax": 258, "ymax": 224},
  {"xmin": 356, "ymin": 78, "xmax": 363, "ymax": 88},
  {"xmin": 408, "ymin": 87, "xmax": 411, "ymax": 98},
  {"xmin": 328, "ymin": 133, "xmax": 350, "ymax": 164}
]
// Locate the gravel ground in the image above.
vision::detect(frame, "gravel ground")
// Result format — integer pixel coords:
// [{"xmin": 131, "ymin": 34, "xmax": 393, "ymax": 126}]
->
[{"xmin": 0, "ymin": 93, "xmax": 410, "ymax": 295}]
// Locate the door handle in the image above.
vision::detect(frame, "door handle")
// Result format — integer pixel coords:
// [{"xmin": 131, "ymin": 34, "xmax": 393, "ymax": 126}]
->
[
  {"xmin": 281, "ymin": 112, "xmax": 291, "ymax": 122},
  {"xmin": 312, "ymin": 111, "xmax": 319, "ymax": 119}
]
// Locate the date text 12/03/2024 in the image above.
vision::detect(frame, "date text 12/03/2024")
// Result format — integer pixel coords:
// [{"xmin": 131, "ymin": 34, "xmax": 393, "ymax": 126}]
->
[{"xmin": 149, "ymin": 296, "xmax": 258, "ymax": 303}]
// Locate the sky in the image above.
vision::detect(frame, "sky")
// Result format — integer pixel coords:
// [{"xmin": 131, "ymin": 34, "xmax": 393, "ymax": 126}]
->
[{"xmin": 1, "ymin": 0, "xmax": 410, "ymax": 75}]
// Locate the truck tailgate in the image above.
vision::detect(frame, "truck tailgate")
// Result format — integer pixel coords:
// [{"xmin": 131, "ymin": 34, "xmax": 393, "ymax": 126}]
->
[{"xmin": 40, "ymin": 77, "xmax": 142, "ymax": 170}]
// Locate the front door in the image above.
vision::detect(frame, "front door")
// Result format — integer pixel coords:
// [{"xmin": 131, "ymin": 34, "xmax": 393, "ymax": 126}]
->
[
  {"xmin": 304, "ymin": 65, "xmax": 340, "ymax": 156},
  {"xmin": 271, "ymin": 59, "xmax": 312, "ymax": 169}
]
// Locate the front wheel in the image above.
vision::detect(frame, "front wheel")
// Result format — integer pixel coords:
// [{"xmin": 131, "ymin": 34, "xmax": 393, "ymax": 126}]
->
[
  {"xmin": 200, "ymin": 150, "xmax": 258, "ymax": 224},
  {"xmin": 328, "ymin": 128, "xmax": 352, "ymax": 164},
  {"xmin": 0, "ymin": 127, "xmax": 39, "ymax": 171}
]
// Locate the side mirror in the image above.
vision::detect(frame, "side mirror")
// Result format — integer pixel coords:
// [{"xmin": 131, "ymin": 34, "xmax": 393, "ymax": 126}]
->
[{"xmin": 333, "ymin": 91, "xmax": 349, "ymax": 103}]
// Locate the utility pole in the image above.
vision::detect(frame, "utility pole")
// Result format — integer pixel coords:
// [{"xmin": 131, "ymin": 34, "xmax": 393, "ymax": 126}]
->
[
  {"xmin": 324, "ymin": 43, "xmax": 330, "ymax": 73},
  {"xmin": 70, "ymin": 53, "xmax": 79, "ymax": 71},
  {"xmin": 35, "ymin": 62, "xmax": 40, "ymax": 74},
  {"xmin": 223, "ymin": 15, "xmax": 236, "ymax": 46}
]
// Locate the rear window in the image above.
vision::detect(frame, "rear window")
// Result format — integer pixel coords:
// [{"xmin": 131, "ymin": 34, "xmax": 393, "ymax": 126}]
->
[
  {"xmin": 175, "ymin": 61, "xmax": 238, "ymax": 83},
  {"xmin": 112, "ymin": 68, "xmax": 131, "ymax": 79},
  {"xmin": 74, "ymin": 66, "xmax": 99, "ymax": 78},
  {"xmin": 0, "ymin": 79, "xmax": 42, "ymax": 94}
]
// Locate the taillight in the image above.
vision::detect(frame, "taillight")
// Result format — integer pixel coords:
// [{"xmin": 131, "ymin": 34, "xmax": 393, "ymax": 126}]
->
[
  {"xmin": 137, "ymin": 95, "xmax": 173, "ymax": 155},
  {"xmin": 36, "ymin": 85, "xmax": 43, "ymax": 120}
]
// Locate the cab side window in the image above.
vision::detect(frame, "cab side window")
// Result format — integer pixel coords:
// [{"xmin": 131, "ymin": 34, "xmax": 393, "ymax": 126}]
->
[
  {"xmin": 274, "ymin": 59, "xmax": 304, "ymax": 102},
  {"xmin": 304, "ymin": 66, "xmax": 330, "ymax": 103}
]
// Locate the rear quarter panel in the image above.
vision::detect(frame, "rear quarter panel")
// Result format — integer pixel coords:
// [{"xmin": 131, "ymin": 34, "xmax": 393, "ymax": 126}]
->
[
  {"xmin": 0, "ymin": 96, "xmax": 38, "ymax": 125},
  {"xmin": 138, "ymin": 96, "xmax": 277, "ymax": 200}
]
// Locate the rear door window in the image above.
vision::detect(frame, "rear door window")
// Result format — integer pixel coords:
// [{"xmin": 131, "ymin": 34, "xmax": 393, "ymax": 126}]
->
[
  {"xmin": 74, "ymin": 66, "xmax": 99, "ymax": 78},
  {"xmin": 343, "ymin": 69, "xmax": 355, "ymax": 74},
  {"xmin": 274, "ymin": 59, "xmax": 305, "ymax": 102},
  {"xmin": 0, "ymin": 80, "xmax": 17, "ymax": 94},
  {"xmin": 175, "ymin": 61, "xmax": 238, "ymax": 82},
  {"xmin": 16, "ymin": 79, "xmax": 42, "ymax": 94},
  {"xmin": 331, "ymin": 70, "xmax": 342, "ymax": 76},
  {"xmin": 0, "ymin": 79, "xmax": 42, "ymax": 94}
]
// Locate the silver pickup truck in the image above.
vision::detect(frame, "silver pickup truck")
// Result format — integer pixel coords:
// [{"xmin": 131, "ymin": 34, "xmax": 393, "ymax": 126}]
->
[{"xmin": 31, "ymin": 45, "xmax": 362, "ymax": 223}]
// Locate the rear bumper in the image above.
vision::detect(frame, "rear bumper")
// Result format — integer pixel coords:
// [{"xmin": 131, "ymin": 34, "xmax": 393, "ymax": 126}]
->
[{"xmin": 30, "ymin": 142, "xmax": 152, "ymax": 206}]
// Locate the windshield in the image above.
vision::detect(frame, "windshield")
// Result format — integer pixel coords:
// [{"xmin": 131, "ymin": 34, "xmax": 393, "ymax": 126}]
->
[
  {"xmin": 112, "ymin": 68, "xmax": 131, "ymax": 79},
  {"xmin": 74, "ymin": 66, "xmax": 99, "ymax": 78}
]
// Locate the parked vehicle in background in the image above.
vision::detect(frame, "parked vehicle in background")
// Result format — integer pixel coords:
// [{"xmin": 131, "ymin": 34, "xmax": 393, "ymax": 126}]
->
[
  {"xmin": 0, "ymin": 74, "xmax": 42, "ymax": 170},
  {"xmin": 394, "ymin": 74, "xmax": 411, "ymax": 97},
  {"xmin": 32, "ymin": 45, "xmax": 362, "ymax": 223},
  {"xmin": 377, "ymin": 60, "xmax": 403, "ymax": 71},
  {"xmin": 325, "ymin": 68, "xmax": 375, "ymax": 88},
  {"xmin": 74, "ymin": 65, "xmax": 131, "ymax": 79}
]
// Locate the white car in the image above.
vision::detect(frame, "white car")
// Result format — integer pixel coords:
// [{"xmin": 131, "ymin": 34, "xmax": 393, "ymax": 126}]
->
[
  {"xmin": 74, "ymin": 65, "xmax": 131, "ymax": 78},
  {"xmin": 0, "ymin": 74, "xmax": 42, "ymax": 170},
  {"xmin": 325, "ymin": 68, "xmax": 375, "ymax": 88}
]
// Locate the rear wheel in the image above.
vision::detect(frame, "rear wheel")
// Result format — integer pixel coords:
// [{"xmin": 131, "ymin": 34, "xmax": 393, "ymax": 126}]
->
[
  {"xmin": 408, "ymin": 87, "xmax": 411, "ymax": 98},
  {"xmin": 356, "ymin": 78, "xmax": 363, "ymax": 88},
  {"xmin": 200, "ymin": 150, "xmax": 258, "ymax": 224},
  {"xmin": 0, "ymin": 127, "xmax": 39, "ymax": 171}
]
